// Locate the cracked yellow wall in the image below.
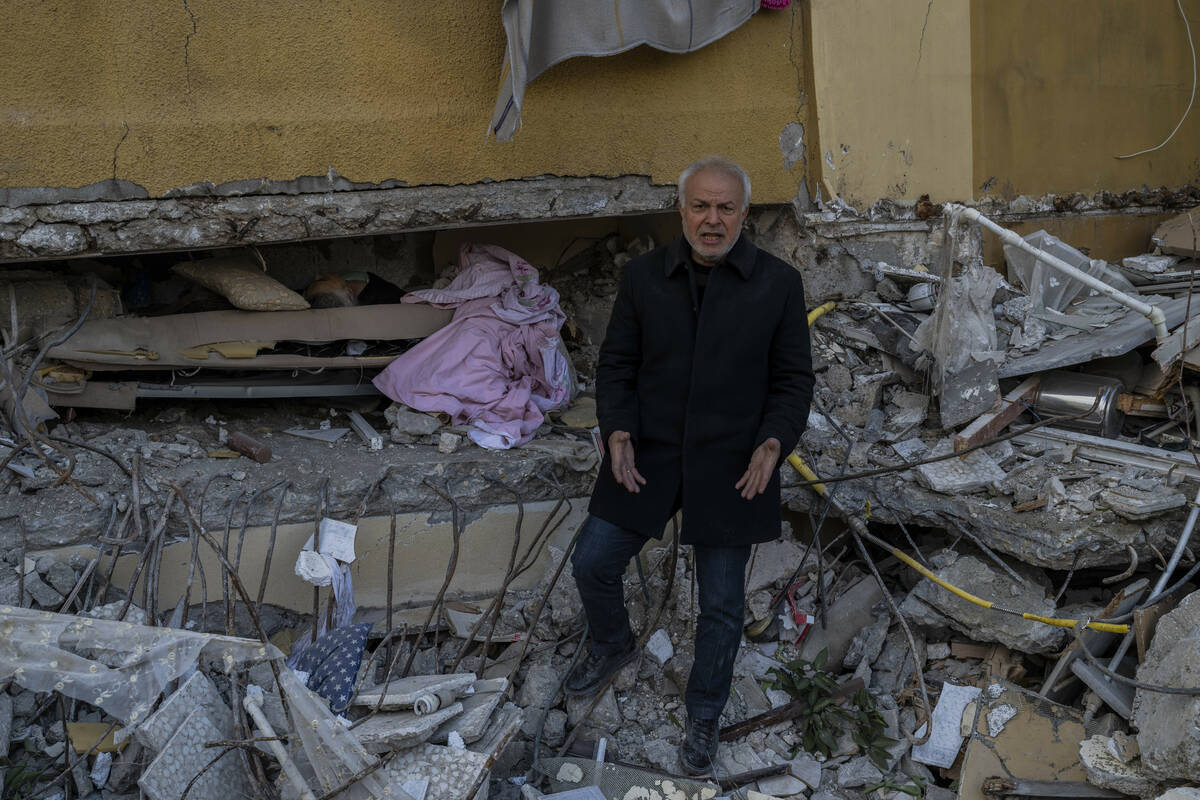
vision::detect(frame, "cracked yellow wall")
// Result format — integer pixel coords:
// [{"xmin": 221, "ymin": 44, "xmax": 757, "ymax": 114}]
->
[
  {"xmin": 807, "ymin": 0, "xmax": 975, "ymax": 208},
  {"xmin": 972, "ymin": 0, "xmax": 1200, "ymax": 199},
  {"xmin": 0, "ymin": 2, "xmax": 810, "ymax": 203}
]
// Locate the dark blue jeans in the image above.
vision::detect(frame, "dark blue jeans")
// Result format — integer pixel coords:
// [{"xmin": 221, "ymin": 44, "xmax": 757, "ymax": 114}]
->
[{"xmin": 571, "ymin": 514, "xmax": 751, "ymax": 721}]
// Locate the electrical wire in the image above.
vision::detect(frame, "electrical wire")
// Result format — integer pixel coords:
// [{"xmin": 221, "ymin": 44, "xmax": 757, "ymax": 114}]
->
[
  {"xmin": 1116, "ymin": 0, "xmax": 1197, "ymax": 159},
  {"xmin": 787, "ymin": 452, "xmax": 1131, "ymax": 635},
  {"xmin": 1072, "ymin": 620, "xmax": 1200, "ymax": 694}
]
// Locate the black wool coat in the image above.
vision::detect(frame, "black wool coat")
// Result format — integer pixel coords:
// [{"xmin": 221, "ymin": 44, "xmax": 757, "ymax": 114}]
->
[{"xmin": 589, "ymin": 234, "xmax": 815, "ymax": 547}]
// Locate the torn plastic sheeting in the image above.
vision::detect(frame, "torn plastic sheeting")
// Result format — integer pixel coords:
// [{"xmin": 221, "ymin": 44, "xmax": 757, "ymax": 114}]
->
[
  {"xmin": 1004, "ymin": 230, "xmax": 1135, "ymax": 314},
  {"xmin": 0, "ymin": 607, "xmax": 411, "ymax": 800},
  {"xmin": 912, "ymin": 258, "xmax": 1003, "ymax": 428},
  {"xmin": 0, "ymin": 605, "xmax": 278, "ymax": 726},
  {"xmin": 1000, "ymin": 294, "xmax": 1196, "ymax": 379}
]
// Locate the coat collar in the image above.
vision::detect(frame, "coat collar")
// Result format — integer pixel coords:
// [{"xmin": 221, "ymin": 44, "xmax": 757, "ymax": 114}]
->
[{"xmin": 665, "ymin": 234, "xmax": 757, "ymax": 280}]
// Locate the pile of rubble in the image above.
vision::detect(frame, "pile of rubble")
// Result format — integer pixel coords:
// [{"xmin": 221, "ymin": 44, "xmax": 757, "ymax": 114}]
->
[{"xmin": 3, "ymin": 206, "xmax": 1200, "ymax": 800}]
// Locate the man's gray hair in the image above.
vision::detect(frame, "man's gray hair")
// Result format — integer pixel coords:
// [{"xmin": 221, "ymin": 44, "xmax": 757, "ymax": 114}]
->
[{"xmin": 678, "ymin": 155, "xmax": 752, "ymax": 212}]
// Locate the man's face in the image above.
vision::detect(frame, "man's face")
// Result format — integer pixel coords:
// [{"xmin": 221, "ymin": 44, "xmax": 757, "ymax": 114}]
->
[{"xmin": 679, "ymin": 168, "xmax": 749, "ymax": 266}]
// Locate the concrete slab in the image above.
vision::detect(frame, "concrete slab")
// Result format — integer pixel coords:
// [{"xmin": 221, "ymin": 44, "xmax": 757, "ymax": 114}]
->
[{"xmin": 352, "ymin": 703, "xmax": 464, "ymax": 753}]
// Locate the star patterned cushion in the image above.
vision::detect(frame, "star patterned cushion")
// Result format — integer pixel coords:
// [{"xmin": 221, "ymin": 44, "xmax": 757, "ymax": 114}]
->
[{"xmin": 293, "ymin": 622, "xmax": 373, "ymax": 713}]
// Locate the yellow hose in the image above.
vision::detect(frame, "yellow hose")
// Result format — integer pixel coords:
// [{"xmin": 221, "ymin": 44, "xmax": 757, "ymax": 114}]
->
[
  {"xmin": 807, "ymin": 300, "xmax": 837, "ymax": 327},
  {"xmin": 787, "ymin": 356, "xmax": 1129, "ymax": 635}
]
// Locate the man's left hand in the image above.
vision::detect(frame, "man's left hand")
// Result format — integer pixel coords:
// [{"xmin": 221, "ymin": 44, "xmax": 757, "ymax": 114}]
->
[{"xmin": 735, "ymin": 438, "xmax": 781, "ymax": 500}]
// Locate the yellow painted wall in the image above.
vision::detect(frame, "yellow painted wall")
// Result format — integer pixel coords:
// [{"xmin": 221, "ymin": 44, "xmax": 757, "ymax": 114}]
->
[
  {"xmin": 980, "ymin": 212, "xmax": 1175, "ymax": 270},
  {"xmin": 0, "ymin": 2, "xmax": 808, "ymax": 202},
  {"xmin": 807, "ymin": 0, "xmax": 975, "ymax": 208},
  {"xmin": 972, "ymin": 0, "xmax": 1200, "ymax": 199}
]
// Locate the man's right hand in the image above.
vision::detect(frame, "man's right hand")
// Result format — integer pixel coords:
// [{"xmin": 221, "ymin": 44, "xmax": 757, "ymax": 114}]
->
[{"xmin": 608, "ymin": 431, "xmax": 646, "ymax": 493}]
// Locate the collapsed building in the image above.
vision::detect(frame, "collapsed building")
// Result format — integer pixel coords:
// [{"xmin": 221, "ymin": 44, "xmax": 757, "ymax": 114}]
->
[{"xmin": 2, "ymin": 2, "xmax": 1200, "ymax": 800}]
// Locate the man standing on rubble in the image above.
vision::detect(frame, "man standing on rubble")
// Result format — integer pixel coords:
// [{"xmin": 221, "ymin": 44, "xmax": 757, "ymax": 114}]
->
[{"xmin": 567, "ymin": 155, "xmax": 814, "ymax": 775}]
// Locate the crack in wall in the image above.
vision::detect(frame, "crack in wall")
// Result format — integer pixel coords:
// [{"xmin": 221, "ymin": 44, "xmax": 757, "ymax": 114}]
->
[
  {"xmin": 916, "ymin": 0, "xmax": 934, "ymax": 72},
  {"xmin": 182, "ymin": 0, "xmax": 198, "ymax": 94},
  {"xmin": 112, "ymin": 122, "xmax": 130, "ymax": 182}
]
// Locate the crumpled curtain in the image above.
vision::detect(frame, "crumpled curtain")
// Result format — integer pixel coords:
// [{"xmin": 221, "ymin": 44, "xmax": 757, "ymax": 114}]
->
[
  {"xmin": 373, "ymin": 244, "xmax": 572, "ymax": 449},
  {"xmin": 489, "ymin": 0, "xmax": 760, "ymax": 141},
  {"xmin": 0, "ymin": 605, "xmax": 277, "ymax": 726}
]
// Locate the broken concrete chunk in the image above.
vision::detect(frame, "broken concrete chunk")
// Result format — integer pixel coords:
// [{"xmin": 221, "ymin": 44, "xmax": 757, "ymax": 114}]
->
[
  {"xmin": 914, "ymin": 438, "xmax": 1006, "ymax": 494},
  {"xmin": 1080, "ymin": 736, "xmax": 1163, "ymax": 798},
  {"xmin": 746, "ymin": 531, "xmax": 809, "ymax": 593},
  {"xmin": 22, "ymin": 573, "xmax": 63, "ymax": 608},
  {"xmin": 645, "ymin": 629, "xmax": 674, "ymax": 666},
  {"xmin": 837, "ymin": 755, "xmax": 884, "ymax": 788},
  {"xmin": 1131, "ymin": 589, "xmax": 1200, "ymax": 782},
  {"xmin": 823, "ymin": 364, "xmax": 853, "ymax": 393},
  {"xmin": 1122, "ymin": 254, "xmax": 1179, "ymax": 273},
  {"xmin": 1099, "ymin": 485, "xmax": 1186, "ymax": 521},
  {"xmin": 352, "ymin": 673, "xmax": 476, "ymax": 711},
  {"xmin": 43, "ymin": 560, "xmax": 77, "ymax": 597},
  {"xmin": 566, "ymin": 687, "xmax": 621, "ymax": 730},
  {"xmin": 799, "ymin": 577, "xmax": 883, "ymax": 667},
  {"xmin": 431, "ymin": 690, "xmax": 502, "ymax": 746},
  {"xmin": 352, "ymin": 702, "xmax": 464, "ymax": 753},
  {"xmin": 385, "ymin": 403, "xmax": 443, "ymax": 436},
  {"xmin": 842, "ymin": 611, "xmax": 889, "ymax": 670},
  {"xmin": 787, "ymin": 753, "xmax": 823, "ymax": 789},
  {"xmin": 757, "ymin": 771, "xmax": 807, "ymax": 796},
  {"xmin": 898, "ymin": 551, "xmax": 1065, "ymax": 653},
  {"xmin": 437, "ymin": 432, "xmax": 462, "ymax": 454}
]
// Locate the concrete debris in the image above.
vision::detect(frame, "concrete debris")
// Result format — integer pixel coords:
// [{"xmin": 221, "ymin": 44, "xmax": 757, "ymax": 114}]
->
[
  {"xmin": 352, "ymin": 673, "xmax": 477, "ymax": 711},
  {"xmin": 799, "ymin": 576, "xmax": 884, "ymax": 666},
  {"xmin": 914, "ymin": 438, "xmax": 1007, "ymax": 494},
  {"xmin": 899, "ymin": 551, "xmax": 1066, "ymax": 653},
  {"xmin": 352, "ymin": 703, "xmax": 465, "ymax": 752},
  {"xmin": 1080, "ymin": 736, "xmax": 1163, "ymax": 798},
  {"xmin": 1130, "ymin": 589, "xmax": 1200, "ymax": 782},
  {"xmin": 645, "ymin": 629, "xmax": 674, "ymax": 666},
  {"xmin": 1100, "ymin": 485, "xmax": 1187, "ymax": 521},
  {"xmin": 836, "ymin": 756, "xmax": 884, "ymax": 788}
]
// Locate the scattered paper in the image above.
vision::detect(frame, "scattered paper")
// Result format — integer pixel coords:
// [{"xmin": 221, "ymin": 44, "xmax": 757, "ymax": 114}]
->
[
  {"xmin": 911, "ymin": 682, "xmax": 982, "ymax": 768},
  {"xmin": 302, "ymin": 518, "xmax": 358, "ymax": 563}
]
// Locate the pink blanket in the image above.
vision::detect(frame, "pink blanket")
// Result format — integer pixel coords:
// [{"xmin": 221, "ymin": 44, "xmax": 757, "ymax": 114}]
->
[{"xmin": 372, "ymin": 244, "xmax": 571, "ymax": 449}]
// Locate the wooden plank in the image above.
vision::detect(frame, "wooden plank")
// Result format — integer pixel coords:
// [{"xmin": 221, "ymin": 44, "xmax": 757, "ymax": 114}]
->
[{"xmin": 954, "ymin": 376, "xmax": 1040, "ymax": 453}]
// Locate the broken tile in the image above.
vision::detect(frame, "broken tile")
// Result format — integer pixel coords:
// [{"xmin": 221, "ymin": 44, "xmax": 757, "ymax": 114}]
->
[
  {"xmin": 138, "ymin": 708, "xmax": 250, "ymax": 800},
  {"xmin": 135, "ymin": 672, "xmax": 233, "ymax": 753},
  {"xmin": 383, "ymin": 742, "xmax": 490, "ymax": 800}
]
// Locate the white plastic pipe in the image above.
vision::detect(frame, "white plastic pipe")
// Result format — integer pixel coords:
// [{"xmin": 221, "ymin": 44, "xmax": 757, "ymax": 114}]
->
[
  {"xmin": 946, "ymin": 204, "xmax": 1170, "ymax": 343},
  {"xmin": 244, "ymin": 691, "xmax": 317, "ymax": 800}
]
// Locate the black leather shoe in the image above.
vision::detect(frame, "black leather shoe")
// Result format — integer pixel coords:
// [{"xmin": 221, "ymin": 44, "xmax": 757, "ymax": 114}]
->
[
  {"xmin": 564, "ymin": 643, "xmax": 636, "ymax": 697},
  {"xmin": 680, "ymin": 716, "xmax": 720, "ymax": 776}
]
